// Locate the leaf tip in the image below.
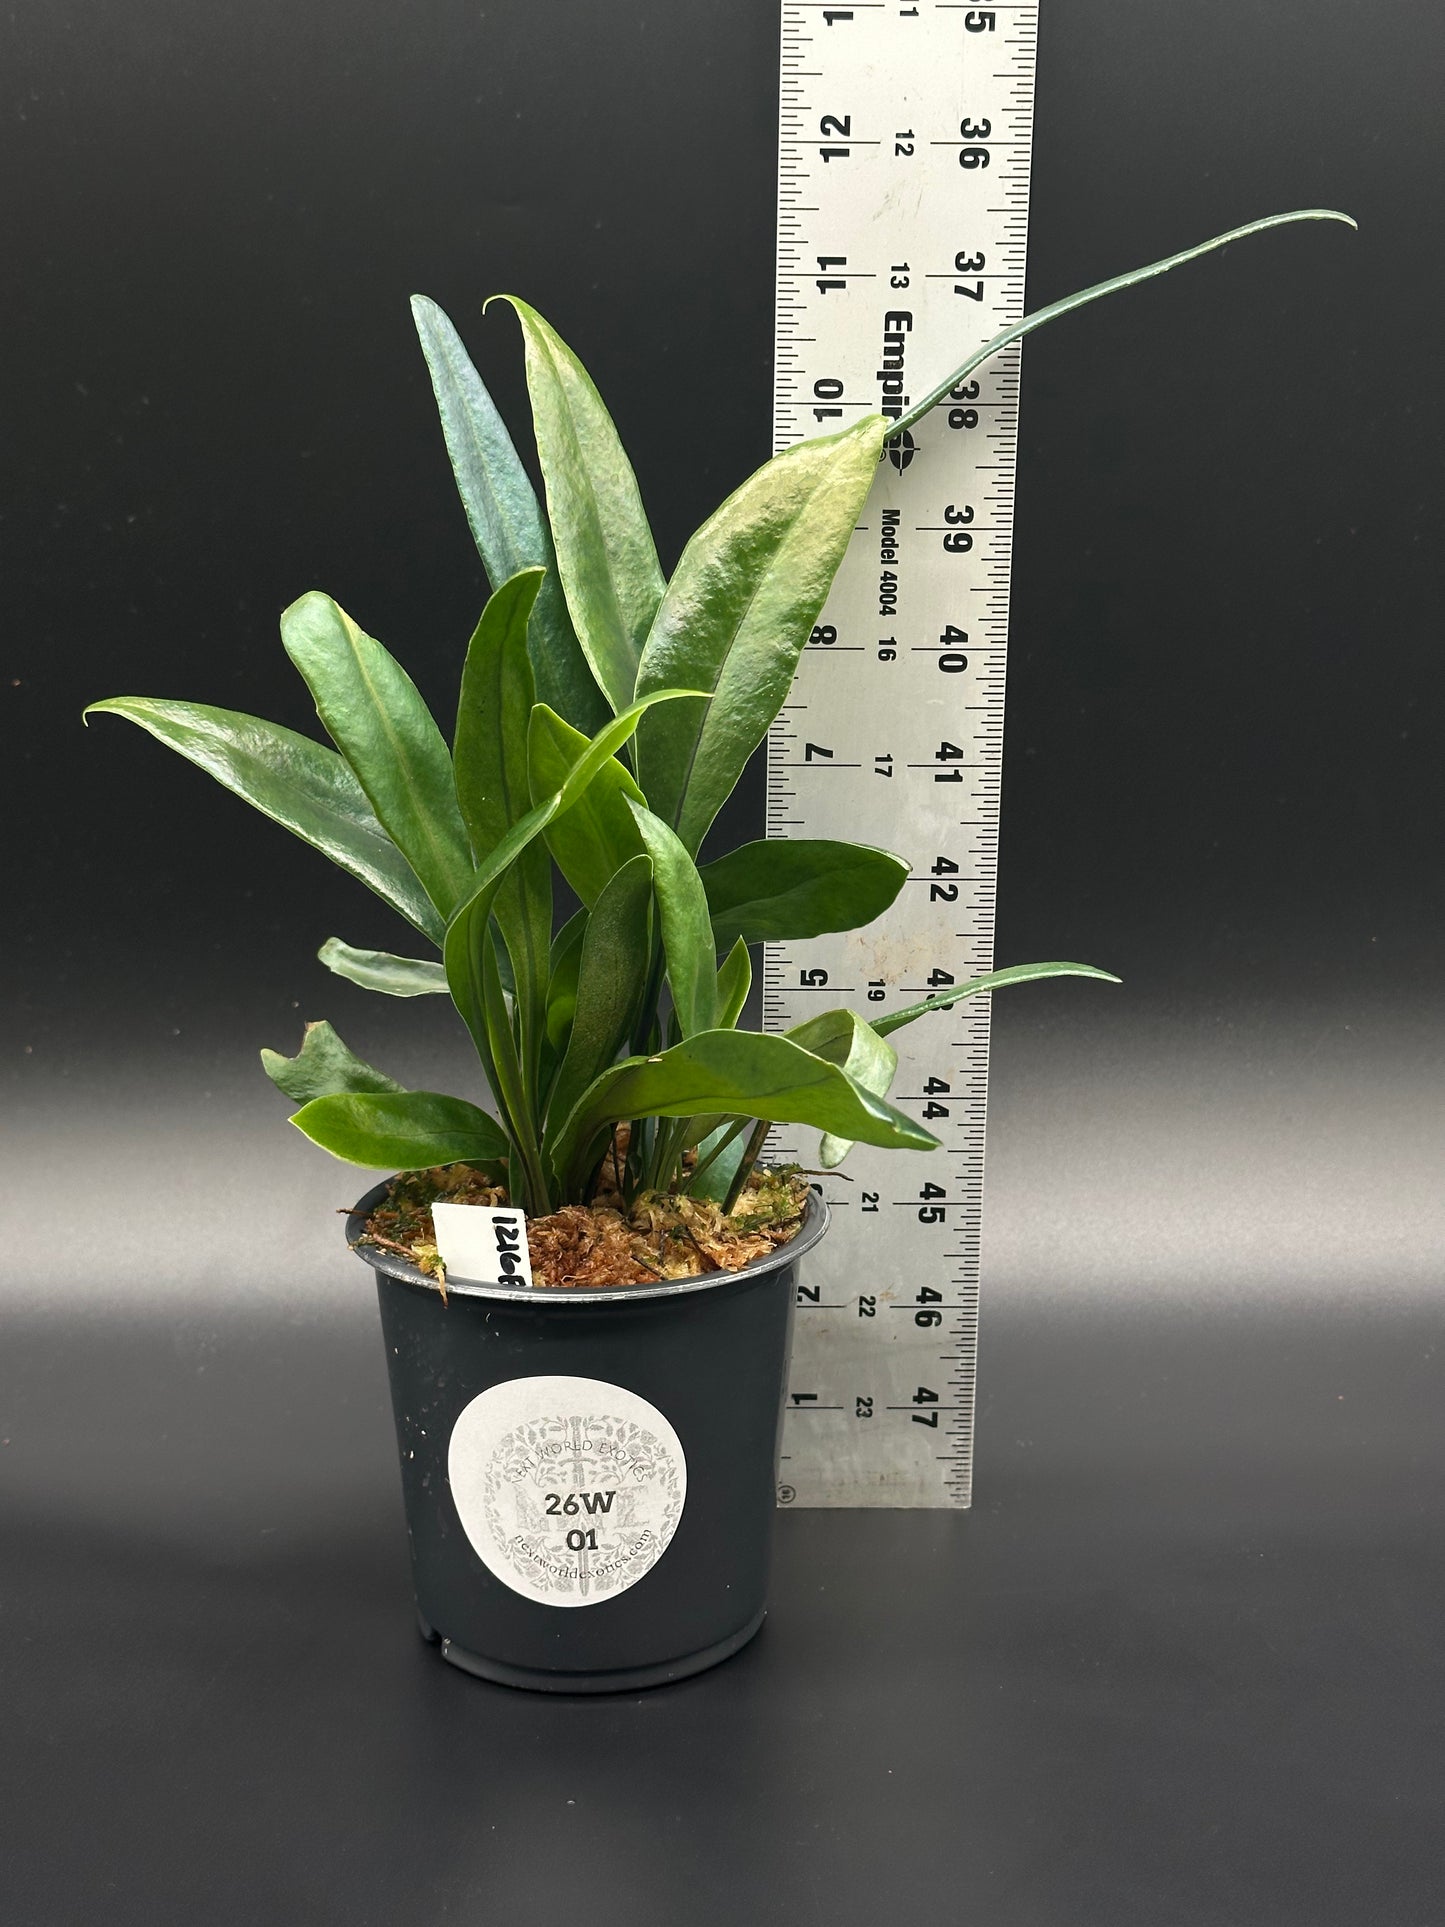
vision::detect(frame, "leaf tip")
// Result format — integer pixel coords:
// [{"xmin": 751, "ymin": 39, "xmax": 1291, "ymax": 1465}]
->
[
  {"xmin": 286, "ymin": 1097, "xmax": 337, "ymax": 1150},
  {"xmin": 279, "ymin": 587, "xmax": 335, "ymax": 624}
]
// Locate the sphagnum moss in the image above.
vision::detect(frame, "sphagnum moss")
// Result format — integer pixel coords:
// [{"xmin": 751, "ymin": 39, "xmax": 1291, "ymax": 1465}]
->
[{"xmin": 359, "ymin": 1146, "xmax": 809, "ymax": 1289}]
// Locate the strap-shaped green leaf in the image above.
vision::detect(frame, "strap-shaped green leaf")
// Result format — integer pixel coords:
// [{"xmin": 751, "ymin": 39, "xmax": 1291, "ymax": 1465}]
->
[
  {"xmin": 261, "ymin": 1020, "xmax": 404, "ymax": 1105},
  {"xmin": 445, "ymin": 688, "xmax": 709, "ymax": 1193},
  {"xmin": 454, "ymin": 568, "xmax": 545, "ymax": 857},
  {"xmin": 700, "ymin": 838, "xmax": 909, "ymax": 947},
  {"xmin": 554, "ymin": 690, "xmax": 711, "ymax": 814},
  {"xmin": 290, "ymin": 1089, "xmax": 509, "ymax": 1169},
  {"xmin": 528, "ymin": 703, "xmax": 647, "ymax": 907},
  {"xmin": 626, "ymin": 800, "xmax": 718, "ymax": 1038},
  {"xmin": 550, "ymin": 1028, "xmax": 938, "ymax": 1195},
  {"xmin": 715, "ymin": 938, "xmax": 752, "ymax": 1031},
  {"xmin": 872, "ymin": 961, "xmax": 1120, "ymax": 1038},
  {"xmin": 318, "ymin": 938, "xmax": 448, "ymax": 997},
  {"xmin": 545, "ymin": 853, "xmax": 653, "ymax": 1140},
  {"xmin": 281, "ymin": 592, "xmax": 474, "ymax": 920},
  {"xmin": 446, "ymin": 688, "xmax": 705, "ymax": 995},
  {"xmin": 634, "ymin": 414, "xmax": 887, "ymax": 852},
  {"xmin": 444, "ymin": 792, "xmax": 565, "ymax": 1100},
  {"xmin": 545, "ymin": 907, "xmax": 589, "ymax": 1052},
  {"xmin": 411, "ymin": 295, "xmax": 608, "ymax": 736},
  {"xmin": 894, "ymin": 208, "xmax": 1356, "ymax": 436},
  {"xmin": 455, "ymin": 567, "xmax": 552, "ymax": 1074},
  {"xmin": 480, "ymin": 924, "xmax": 545, "ymax": 1205},
  {"xmin": 686, "ymin": 1119, "xmax": 751, "ymax": 1205},
  {"xmin": 488, "ymin": 296, "xmax": 665, "ymax": 716},
  {"xmin": 84, "ymin": 698, "xmax": 442, "ymax": 942},
  {"xmin": 785, "ymin": 1008, "xmax": 893, "ymax": 1085},
  {"xmin": 784, "ymin": 1008, "xmax": 898, "ymax": 1170}
]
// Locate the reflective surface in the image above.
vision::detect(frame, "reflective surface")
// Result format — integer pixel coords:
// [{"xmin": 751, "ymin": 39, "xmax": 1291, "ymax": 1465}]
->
[{"xmin": 4, "ymin": 1295, "xmax": 1441, "ymax": 1924}]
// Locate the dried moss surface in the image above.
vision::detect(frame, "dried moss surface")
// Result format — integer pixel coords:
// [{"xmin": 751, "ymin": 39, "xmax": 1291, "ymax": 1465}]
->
[{"xmin": 355, "ymin": 1151, "xmax": 809, "ymax": 1291}]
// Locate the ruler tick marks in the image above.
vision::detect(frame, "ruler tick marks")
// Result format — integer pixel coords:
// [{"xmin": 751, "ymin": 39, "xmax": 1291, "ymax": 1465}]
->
[{"xmin": 770, "ymin": 0, "xmax": 1037, "ymax": 1509}]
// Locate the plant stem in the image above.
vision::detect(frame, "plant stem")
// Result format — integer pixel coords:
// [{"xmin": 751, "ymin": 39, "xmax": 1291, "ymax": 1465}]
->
[
  {"xmin": 643, "ymin": 1116, "xmax": 674, "ymax": 1194},
  {"xmin": 722, "ymin": 1118, "xmax": 771, "ymax": 1215},
  {"xmin": 511, "ymin": 1123, "xmax": 554, "ymax": 1218},
  {"xmin": 624, "ymin": 1117, "xmax": 648, "ymax": 1203},
  {"xmin": 653, "ymin": 1117, "xmax": 690, "ymax": 1194},
  {"xmin": 641, "ymin": 1121, "xmax": 662, "ymax": 1194}
]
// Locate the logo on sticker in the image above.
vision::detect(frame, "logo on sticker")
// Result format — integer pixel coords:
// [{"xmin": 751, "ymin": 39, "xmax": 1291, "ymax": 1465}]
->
[{"xmin": 448, "ymin": 1376, "xmax": 686, "ymax": 1607}]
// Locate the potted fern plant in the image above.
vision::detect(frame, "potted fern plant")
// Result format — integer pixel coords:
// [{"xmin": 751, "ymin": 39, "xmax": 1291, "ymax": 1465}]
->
[{"xmin": 89, "ymin": 208, "xmax": 1351, "ymax": 1692}]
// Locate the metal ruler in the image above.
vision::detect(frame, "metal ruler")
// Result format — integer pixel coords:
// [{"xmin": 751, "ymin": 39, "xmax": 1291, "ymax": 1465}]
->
[{"xmin": 766, "ymin": 0, "xmax": 1038, "ymax": 1506}]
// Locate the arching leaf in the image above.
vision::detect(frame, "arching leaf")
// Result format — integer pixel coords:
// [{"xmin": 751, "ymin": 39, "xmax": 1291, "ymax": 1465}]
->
[
  {"xmin": 550, "ymin": 1028, "xmax": 937, "ymax": 1195},
  {"xmin": 633, "ymin": 415, "xmax": 887, "ymax": 851},
  {"xmin": 528, "ymin": 703, "xmax": 647, "ymax": 907},
  {"xmin": 261, "ymin": 1020, "xmax": 404, "ymax": 1105},
  {"xmin": 281, "ymin": 592, "xmax": 472, "ymax": 919},
  {"xmin": 291, "ymin": 1089, "xmax": 508, "ymax": 1170},
  {"xmin": 700, "ymin": 838, "xmax": 909, "ymax": 947},
  {"xmin": 488, "ymin": 296, "xmax": 664, "ymax": 715},
  {"xmin": 84, "ymin": 698, "xmax": 441, "ymax": 941},
  {"xmin": 545, "ymin": 854, "xmax": 653, "ymax": 1139},
  {"xmin": 411, "ymin": 295, "xmax": 608, "ymax": 734},
  {"xmin": 626, "ymin": 800, "xmax": 718, "ymax": 1039},
  {"xmin": 318, "ymin": 939, "xmax": 448, "ymax": 997}
]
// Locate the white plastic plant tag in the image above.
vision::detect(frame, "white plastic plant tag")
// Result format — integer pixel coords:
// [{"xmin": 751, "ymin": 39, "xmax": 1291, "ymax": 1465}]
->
[{"xmin": 430, "ymin": 1203, "xmax": 534, "ymax": 1289}]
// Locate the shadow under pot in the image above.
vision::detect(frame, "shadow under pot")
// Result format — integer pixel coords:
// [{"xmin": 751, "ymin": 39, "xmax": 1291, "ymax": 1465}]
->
[{"xmin": 347, "ymin": 1182, "xmax": 828, "ymax": 1694}]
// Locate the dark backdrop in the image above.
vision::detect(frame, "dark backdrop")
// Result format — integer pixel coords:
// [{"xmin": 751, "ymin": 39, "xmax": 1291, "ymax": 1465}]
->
[
  {"xmin": 3, "ymin": 5, "xmax": 1443, "ymax": 1924},
  {"xmin": 8, "ymin": 0, "xmax": 1442, "ymax": 1051},
  {"xmin": 7, "ymin": 0, "xmax": 1442, "ymax": 1299}
]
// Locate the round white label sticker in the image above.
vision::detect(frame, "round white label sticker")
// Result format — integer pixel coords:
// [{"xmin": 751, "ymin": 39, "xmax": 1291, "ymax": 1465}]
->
[{"xmin": 448, "ymin": 1376, "xmax": 687, "ymax": 1608}]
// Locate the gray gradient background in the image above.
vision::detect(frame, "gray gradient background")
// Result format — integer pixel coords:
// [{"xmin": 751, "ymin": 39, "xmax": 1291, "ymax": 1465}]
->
[{"xmin": 3, "ymin": 1, "xmax": 1443, "ymax": 1922}]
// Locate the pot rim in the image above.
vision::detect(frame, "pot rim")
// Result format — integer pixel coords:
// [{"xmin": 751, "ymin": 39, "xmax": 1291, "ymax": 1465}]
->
[{"xmin": 345, "ymin": 1177, "xmax": 830, "ymax": 1304}]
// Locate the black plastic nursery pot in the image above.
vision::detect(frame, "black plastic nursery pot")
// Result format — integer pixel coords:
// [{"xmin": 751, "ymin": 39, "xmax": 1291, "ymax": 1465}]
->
[{"xmin": 346, "ymin": 1181, "xmax": 829, "ymax": 1694}]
